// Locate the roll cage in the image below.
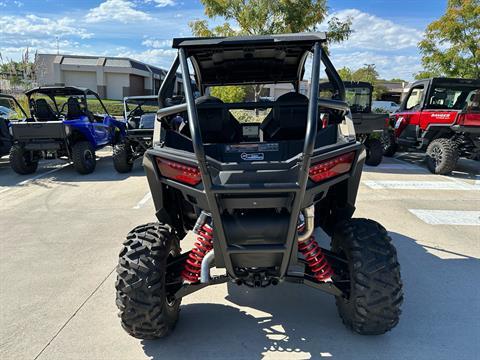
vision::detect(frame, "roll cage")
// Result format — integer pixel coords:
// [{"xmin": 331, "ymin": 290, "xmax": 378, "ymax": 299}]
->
[{"xmin": 25, "ymin": 86, "xmax": 110, "ymax": 118}]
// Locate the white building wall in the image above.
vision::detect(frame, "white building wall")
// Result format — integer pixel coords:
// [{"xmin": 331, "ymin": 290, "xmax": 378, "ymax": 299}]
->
[
  {"xmin": 63, "ymin": 71, "xmax": 97, "ymax": 89},
  {"xmin": 35, "ymin": 54, "xmax": 58, "ymax": 85},
  {"xmin": 106, "ymin": 73, "xmax": 129, "ymax": 100}
]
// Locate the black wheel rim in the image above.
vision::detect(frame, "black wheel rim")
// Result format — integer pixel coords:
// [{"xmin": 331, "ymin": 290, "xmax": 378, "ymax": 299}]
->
[{"xmin": 84, "ymin": 149, "xmax": 94, "ymax": 167}]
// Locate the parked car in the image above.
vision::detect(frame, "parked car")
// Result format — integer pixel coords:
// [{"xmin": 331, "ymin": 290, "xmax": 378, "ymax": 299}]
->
[
  {"xmin": 115, "ymin": 32, "xmax": 403, "ymax": 339},
  {"xmin": 320, "ymin": 81, "xmax": 389, "ymax": 166},
  {"xmin": 9, "ymin": 86, "xmax": 126, "ymax": 174},
  {"xmin": 112, "ymin": 95, "xmax": 157, "ymax": 173},
  {"xmin": 373, "ymin": 100, "xmax": 400, "ymax": 113},
  {"xmin": 388, "ymin": 77, "xmax": 480, "ymax": 174},
  {"xmin": 0, "ymin": 94, "xmax": 28, "ymax": 158}
]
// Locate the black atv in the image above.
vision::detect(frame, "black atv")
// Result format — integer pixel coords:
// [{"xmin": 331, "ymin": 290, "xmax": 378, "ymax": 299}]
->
[
  {"xmin": 320, "ymin": 81, "xmax": 388, "ymax": 166},
  {"xmin": 115, "ymin": 33, "xmax": 403, "ymax": 339},
  {"xmin": 112, "ymin": 95, "xmax": 157, "ymax": 173},
  {"xmin": 0, "ymin": 94, "xmax": 28, "ymax": 158}
]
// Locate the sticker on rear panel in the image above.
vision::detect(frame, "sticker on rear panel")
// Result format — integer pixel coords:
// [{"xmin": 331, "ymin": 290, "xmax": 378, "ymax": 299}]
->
[{"xmin": 241, "ymin": 152, "xmax": 264, "ymax": 161}]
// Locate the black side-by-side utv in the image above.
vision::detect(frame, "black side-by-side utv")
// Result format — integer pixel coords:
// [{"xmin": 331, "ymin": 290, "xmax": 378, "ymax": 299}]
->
[
  {"xmin": 115, "ymin": 33, "xmax": 403, "ymax": 339},
  {"xmin": 112, "ymin": 95, "xmax": 157, "ymax": 173},
  {"xmin": 320, "ymin": 81, "xmax": 388, "ymax": 166}
]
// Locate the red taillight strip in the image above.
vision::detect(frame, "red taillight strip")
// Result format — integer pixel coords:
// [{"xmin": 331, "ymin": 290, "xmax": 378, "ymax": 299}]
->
[
  {"xmin": 308, "ymin": 151, "xmax": 356, "ymax": 182},
  {"xmin": 155, "ymin": 157, "xmax": 202, "ymax": 186}
]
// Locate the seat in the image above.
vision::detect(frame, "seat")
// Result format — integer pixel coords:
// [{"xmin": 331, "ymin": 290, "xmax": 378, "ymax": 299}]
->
[
  {"xmin": 196, "ymin": 96, "xmax": 241, "ymax": 143},
  {"xmin": 66, "ymin": 97, "xmax": 85, "ymax": 120},
  {"xmin": 261, "ymin": 92, "xmax": 309, "ymax": 141},
  {"xmin": 34, "ymin": 99, "xmax": 57, "ymax": 122}
]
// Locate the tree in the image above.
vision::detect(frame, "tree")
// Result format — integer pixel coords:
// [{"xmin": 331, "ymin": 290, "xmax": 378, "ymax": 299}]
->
[
  {"xmin": 414, "ymin": 70, "xmax": 441, "ymax": 80},
  {"xmin": 337, "ymin": 67, "xmax": 353, "ymax": 81},
  {"xmin": 336, "ymin": 64, "xmax": 388, "ymax": 100},
  {"xmin": 190, "ymin": 0, "xmax": 352, "ymax": 102},
  {"xmin": 210, "ymin": 85, "xmax": 246, "ymax": 103},
  {"xmin": 418, "ymin": 0, "xmax": 480, "ymax": 78}
]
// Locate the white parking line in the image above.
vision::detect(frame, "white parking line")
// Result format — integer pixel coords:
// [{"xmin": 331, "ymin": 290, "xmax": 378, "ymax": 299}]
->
[
  {"xmin": 133, "ymin": 192, "xmax": 152, "ymax": 209},
  {"xmin": 364, "ymin": 163, "xmax": 427, "ymax": 171},
  {"xmin": 0, "ymin": 162, "xmax": 72, "ymax": 194},
  {"xmin": 409, "ymin": 209, "xmax": 480, "ymax": 226},
  {"xmin": 363, "ymin": 180, "xmax": 480, "ymax": 190}
]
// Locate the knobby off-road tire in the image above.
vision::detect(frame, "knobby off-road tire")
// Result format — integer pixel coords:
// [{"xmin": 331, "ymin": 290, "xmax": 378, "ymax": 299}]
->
[
  {"xmin": 9, "ymin": 144, "xmax": 38, "ymax": 175},
  {"xmin": 332, "ymin": 219, "xmax": 403, "ymax": 335},
  {"xmin": 72, "ymin": 141, "xmax": 96, "ymax": 174},
  {"xmin": 426, "ymin": 138, "xmax": 459, "ymax": 175},
  {"xmin": 365, "ymin": 138, "xmax": 383, "ymax": 166},
  {"xmin": 116, "ymin": 222, "xmax": 181, "ymax": 339},
  {"xmin": 113, "ymin": 143, "xmax": 133, "ymax": 173}
]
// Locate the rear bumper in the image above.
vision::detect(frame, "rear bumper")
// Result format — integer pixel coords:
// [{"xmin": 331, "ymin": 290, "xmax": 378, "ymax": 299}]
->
[{"xmin": 23, "ymin": 141, "xmax": 63, "ymax": 151}]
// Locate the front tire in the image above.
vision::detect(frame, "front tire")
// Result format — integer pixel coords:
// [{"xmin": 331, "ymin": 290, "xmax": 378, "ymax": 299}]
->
[
  {"xmin": 72, "ymin": 141, "xmax": 96, "ymax": 174},
  {"xmin": 426, "ymin": 138, "xmax": 459, "ymax": 175},
  {"xmin": 332, "ymin": 219, "xmax": 403, "ymax": 335},
  {"xmin": 365, "ymin": 137, "xmax": 383, "ymax": 166},
  {"xmin": 9, "ymin": 145, "xmax": 38, "ymax": 175},
  {"xmin": 113, "ymin": 143, "xmax": 133, "ymax": 173},
  {"xmin": 116, "ymin": 222, "xmax": 181, "ymax": 339}
]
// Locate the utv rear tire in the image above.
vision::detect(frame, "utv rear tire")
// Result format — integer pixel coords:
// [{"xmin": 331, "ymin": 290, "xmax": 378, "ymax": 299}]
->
[
  {"xmin": 426, "ymin": 138, "xmax": 459, "ymax": 175},
  {"xmin": 9, "ymin": 145, "xmax": 38, "ymax": 175},
  {"xmin": 116, "ymin": 222, "xmax": 181, "ymax": 339},
  {"xmin": 332, "ymin": 219, "xmax": 403, "ymax": 335},
  {"xmin": 381, "ymin": 131, "xmax": 397, "ymax": 157},
  {"xmin": 72, "ymin": 141, "xmax": 96, "ymax": 174},
  {"xmin": 365, "ymin": 138, "xmax": 383, "ymax": 166},
  {"xmin": 113, "ymin": 143, "xmax": 133, "ymax": 173}
]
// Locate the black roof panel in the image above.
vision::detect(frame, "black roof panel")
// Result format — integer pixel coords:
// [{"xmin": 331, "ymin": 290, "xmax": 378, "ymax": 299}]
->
[
  {"xmin": 173, "ymin": 33, "xmax": 327, "ymax": 87},
  {"xmin": 172, "ymin": 32, "xmax": 327, "ymax": 49},
  {"xmin": 25, "ymin": 86, "xmax": 98, "ymax": 97}
]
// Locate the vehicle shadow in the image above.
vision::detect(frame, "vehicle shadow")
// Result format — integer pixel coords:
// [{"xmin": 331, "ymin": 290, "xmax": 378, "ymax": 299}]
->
[
  {"xmin": 141, "ymin": 231, "xmax": 479, "ymax": 360},
  {"xmin": 0, "ymin": 155, "xmax": 145, "ymax": 187},
  {"xmin": 363, "ymin": 153, "xmax": 479, "ymax": 178}
]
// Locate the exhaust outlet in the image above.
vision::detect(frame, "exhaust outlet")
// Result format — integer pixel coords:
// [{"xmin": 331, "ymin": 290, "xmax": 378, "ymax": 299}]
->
[{"xmin": 297, "ymin": 205, "xmax": 315, "ymax": 242}]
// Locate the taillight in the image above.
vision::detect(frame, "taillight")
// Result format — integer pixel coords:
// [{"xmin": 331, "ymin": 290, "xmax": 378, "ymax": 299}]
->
[
  {"xmin": 155, "ymin": 157, "xmax": 202, "ymax": 185},
  {"xmin": 309, "ymin": 152, "xmax": 355, "ymax": 182}
]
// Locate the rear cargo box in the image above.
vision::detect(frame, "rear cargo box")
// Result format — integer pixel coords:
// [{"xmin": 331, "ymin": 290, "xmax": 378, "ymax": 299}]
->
[{"xmin": 11, "ymin": 121, "xmax": 66, "ymax": 140}]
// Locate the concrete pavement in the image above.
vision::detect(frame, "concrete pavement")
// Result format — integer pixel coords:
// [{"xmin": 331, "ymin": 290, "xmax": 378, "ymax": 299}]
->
[{"xmin": 0, "ymin": 152, "xmax": 479, "ymax": 360}]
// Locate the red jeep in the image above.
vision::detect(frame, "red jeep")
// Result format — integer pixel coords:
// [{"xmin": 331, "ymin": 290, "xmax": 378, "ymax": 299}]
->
[{"xmin": 389, "ymin": 77, "xmax": 480, "ymax": 174}]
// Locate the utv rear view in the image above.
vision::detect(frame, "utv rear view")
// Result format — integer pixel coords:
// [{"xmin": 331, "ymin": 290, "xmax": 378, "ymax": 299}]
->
[
  {"xmin": 9, "ymin": 87, "xmax": 125, "ymax": 175},
  {"xmin": 112, "ymin": 95, "xmax": 156, "ymax": 173},
  {"xmin": 115, "ymin": 33, "xmax": 403, "ymax": 338}
]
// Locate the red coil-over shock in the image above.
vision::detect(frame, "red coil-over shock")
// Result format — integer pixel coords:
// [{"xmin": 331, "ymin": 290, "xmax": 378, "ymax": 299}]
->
[
  {"xmin": 298, "ymin": 236, "xmax": 334, "ymax": 282},
  {"xmin": 181, "ymin": 212, "xmax": 214, "ymax": 283}
]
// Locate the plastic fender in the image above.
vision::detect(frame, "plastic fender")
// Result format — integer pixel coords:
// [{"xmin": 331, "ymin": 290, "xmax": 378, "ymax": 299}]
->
[
  {"xmin": 105, "ymin": 116, "xmax": 128, "ymax": 142},
  {"xmin": 64, "ymin": 116, "xmax": 98, "ymax": 145}
]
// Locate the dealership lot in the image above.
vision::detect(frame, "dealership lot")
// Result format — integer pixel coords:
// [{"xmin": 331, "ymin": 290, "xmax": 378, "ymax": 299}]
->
[{"xmin": 0, "ymin": 151, "xmax": 479, "ymax": 360}]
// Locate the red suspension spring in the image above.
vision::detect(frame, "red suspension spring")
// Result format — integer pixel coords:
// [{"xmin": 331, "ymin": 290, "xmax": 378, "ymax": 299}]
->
[
  {"xmin": 298, "ymin": 236, "xmax": 334, "ymax": 282},
  {"xmin": 181, "ymin": 224, "xmax": 214, "ymax": 282}
]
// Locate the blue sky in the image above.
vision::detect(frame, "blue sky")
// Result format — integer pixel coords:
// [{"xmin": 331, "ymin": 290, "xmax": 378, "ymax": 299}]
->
[{"xmin": 0, "ymin": 0, "xmax": 447, "ymax": 80}]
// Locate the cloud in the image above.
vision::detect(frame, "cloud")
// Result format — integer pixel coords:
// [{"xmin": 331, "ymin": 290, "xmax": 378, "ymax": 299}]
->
[
  {"xmin": 0, "ymin": 14, "xmax": 92, "ymax": 38},
  {"xmin": 141, "ymin": 38, "xmax": 172, "ymax": 48},
  {"xmin": 116, "ymin": 48, "xmax": 177, "ymax": 68},
  {"xmin": 150, "ymin": 0, "xmax": 176, "ymax": 7},
  {"xmin": 85, "ymin": 0, "xmax": 151, "ymax": 23},
  {"xmin": 0, "ymin": 14, "xmax": 93, "ymax": 61},
  {"xmin": 331, "ymin": 51, "xmax": 423, "ymax": 80},
  {"xmin": 328, "ymin": 9, "xmax": 423, "ymax": 51}
]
